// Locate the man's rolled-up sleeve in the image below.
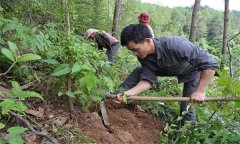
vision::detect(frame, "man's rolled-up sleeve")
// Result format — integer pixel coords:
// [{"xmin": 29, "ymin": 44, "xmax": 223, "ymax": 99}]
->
[
  {"xmin": 140, "ymin": 61, "xmax": 157, "ymax": 86},
  {"xmin": 195, "ymin": 50, "xmax": 219, "ymax": 71}
]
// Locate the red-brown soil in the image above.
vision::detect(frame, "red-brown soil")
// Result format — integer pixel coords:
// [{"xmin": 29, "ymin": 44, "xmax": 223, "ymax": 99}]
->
[
  {"xmin": 2, "ymin": 96, "xmax": 165, "ymax": 144},
  {"xmin": 76, "ymin": 100, "xmax": 164, "ymax": 144}
]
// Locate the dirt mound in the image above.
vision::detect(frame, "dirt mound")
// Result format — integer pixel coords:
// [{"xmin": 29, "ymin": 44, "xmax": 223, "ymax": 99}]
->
[
  {"xmin": 76, "ymin": 100, "xmax": 164, "ymax": 144},
  {"xmin": 7, "ymin": 97, "xmax": 164, "ymax": 144}
]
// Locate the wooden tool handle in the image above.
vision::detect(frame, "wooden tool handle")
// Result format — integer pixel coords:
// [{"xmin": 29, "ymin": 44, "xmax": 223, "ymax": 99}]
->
[
  {"xmin": 106, "ymin": 94, "xmax": 239, "ymax": 102},
  {"xmin": 128, "ymin": 96, "xmax": 240, "ymax": 102}
]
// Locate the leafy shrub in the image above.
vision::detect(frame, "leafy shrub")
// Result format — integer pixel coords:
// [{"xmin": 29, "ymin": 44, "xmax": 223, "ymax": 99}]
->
[{"xmin": 0, "ymin": 81, "xmax": 43, "ymax": 144}]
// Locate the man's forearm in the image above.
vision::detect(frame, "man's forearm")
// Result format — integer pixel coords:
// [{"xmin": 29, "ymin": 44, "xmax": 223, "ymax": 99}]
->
[
  {"xmin": 196, "ymin": 69, "xmax": 215, "ymax": 92},
  {"xmin": 125, "ymin": 80, "xmax": 152, "ymax": 96}
]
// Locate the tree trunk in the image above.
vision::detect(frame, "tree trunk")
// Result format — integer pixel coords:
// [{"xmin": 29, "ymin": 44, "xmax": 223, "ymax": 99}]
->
[
  {"xmin": 189, "ymin": 0, "xmax": 201, "ymax": 42},
  {"xmin": 63, "ymin": 0, "xmax": 70, "ymax": 37},
  {"xmin": 93, "ymin": 0, "xmax": 100, "ymax": 27},
  {"xmin": 220, "ymin": 0, "xmax": 229, "ymax": 70},
  {"xmin": 63, "ymin": 0, "xmax": 73, "ymax": 112},
  {"xmin": 228, "ymin": 31, "xmax": 240, "ymax": 78},
  {"xmin": 112, "ymin": 0, "xmax": 121, "ymax": 38}
]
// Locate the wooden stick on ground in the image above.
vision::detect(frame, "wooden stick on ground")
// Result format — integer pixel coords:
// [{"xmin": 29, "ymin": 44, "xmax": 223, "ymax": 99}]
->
[{"xmin": 8, "ymin": 111, "xmax": 59, "ymax": 144}]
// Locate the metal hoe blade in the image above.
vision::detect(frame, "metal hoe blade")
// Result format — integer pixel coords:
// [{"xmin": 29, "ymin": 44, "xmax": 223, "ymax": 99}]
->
[{"xmin": 100, "ymin": 101, "xmax": 110, "ymax": 126}]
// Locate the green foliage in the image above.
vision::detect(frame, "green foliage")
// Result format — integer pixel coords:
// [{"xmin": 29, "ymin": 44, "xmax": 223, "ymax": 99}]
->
[
  {"xmin": 0, "ymin": 122, "xmax": 5, "ymax": 129},
  {"xmin": 41, "ymin": 28, "xmax": 137, "ymax": 108},
  {"xmin": 1, "ymin": 0, "xmax": 240, "ymax": 143},
  {"xmin": 0, "ymin": 81, "xmax": 42, "ymax": 144},
  {"xmin": 0, "ymin": 16, "xmax": 52, "ymax": 55},
  {"xmin": 139, "ymin": 77, "xmax": 182, "ymax": 121},
  {"xmin": 71, "ymin": 62, "xmax": 81, "ymax": 74},
  {"xmin": 0, "ymin": 39, "xmax": 42, "ymax": 78},
  {"xmin": 158, "ymin": 69, "xmax": 240, "ymax": 143},
  {"xmin": 1, "ymin": 48, "xmax": 15, "ymax": 62},
  {"xmin": 1, "ymin": 99, "xmax": 27, "ymax": 115},
  {"xmin": 7, "ymin": 41, "xmax": 18, "ymax": 57},
  {"xmin": 51, "ymin": 64, "xmax": 71, "ymax": 76},
  {"xmin": 161, "ymin": 103, "xmax": 240, "ymax": 143},
  {"xmin": 0, "ymin": 126, "xmax": 28, "ymax": 144},
  {"xmin": 216, "ymin": 69, "xmax": 240, "ymax": 97},
  {"xmin": 66, "ymin": 91, "xmax": 75, "ymax": 98},
  {"xmin": 18, "ymin": 53, "xmax": 41, "ymax": 62},
  {"xmin": 10, "ymin": 81, "xmax": 43, "ymax": 100},
  {"xmin": 7, "ymin": 126, "xmax": 28, "ymax": 135},
  {"xmin": 79, "ymin": 72, "xmax": 97, "ymax": 93},
  {"xmin": 1, "ymin": 41, "xmax": 18, "ymax": 62},
  {"xmin": 0, "ymin": 81, "xmax": 43, "ymax": 114},
  {"xmin": 41, "ymin": 58, "xmax": 60, "ymax": 65}
]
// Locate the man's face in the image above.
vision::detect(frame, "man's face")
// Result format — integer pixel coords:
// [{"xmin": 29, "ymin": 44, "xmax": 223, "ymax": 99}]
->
[{"xmin": 126, "ymin": 39, "xmax": 152, "ymax": 59}]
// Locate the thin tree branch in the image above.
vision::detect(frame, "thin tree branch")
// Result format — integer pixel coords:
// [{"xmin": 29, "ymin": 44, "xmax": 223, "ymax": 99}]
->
[
  {"xmin": 8, "ymin": 111, "xmax": 59, "ymax": 144},
  {"xmin": 227, "ymin": 40, "xmax": 233, "ymax": 77},
  {"xmin": 0, "ymin": 62, "xmax": 17, "ymax": 77},
  {"xmin": 229, "ymin": 31, "xmax": 240, "ymax": 42}
]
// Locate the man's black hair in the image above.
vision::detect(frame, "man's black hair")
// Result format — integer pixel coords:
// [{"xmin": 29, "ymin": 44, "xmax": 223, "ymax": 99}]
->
[{"xmin": 120, "ymin": 24, "xmax": 152, "ymax": 46}]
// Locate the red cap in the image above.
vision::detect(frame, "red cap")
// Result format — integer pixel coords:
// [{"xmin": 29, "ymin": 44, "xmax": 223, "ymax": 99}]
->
[{"xmin": 138, "ymin": 12, "xmax": 150, "ymax": 23}]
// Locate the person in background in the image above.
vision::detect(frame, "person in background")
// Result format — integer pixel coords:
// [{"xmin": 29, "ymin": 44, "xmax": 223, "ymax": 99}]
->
[
  {"xmin": 84, "ymin": 29, "xmax": 120, "ymax": 64},
  {"xmin": 115, "ymin": 24, "xmax": 219, "ymax": 126},
  {"xmin": 138, "ymin": 12, "xmax": 155, "ymax": 38}
]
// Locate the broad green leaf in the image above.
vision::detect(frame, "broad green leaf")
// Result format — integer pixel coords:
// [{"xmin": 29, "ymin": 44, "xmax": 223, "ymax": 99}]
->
[
  {"xmin": 81, "ymin": 60, "xmax": 95, "ymax": 72},
  {"xmin": 58, "ymin": 92, "xmax": 63, "ymax": 96},
  {"xmin": 18, "ymin": 53, "xmax": 41, "ymax": 62},
  {"xmin": 66, "ymin": 91, "xmax": 75, "ymax": 98},
  {"xmin": 51, "ymin": 64, "xmax": 71, "ymax": 76},
  {"xmin": 1, "ymin": 48, "xmax": 15, "ymax": 62},
  {"xmin": 73, "ymin": 90, "xmax": 84, "ymax": 95},
  {"xmin": 41, "ymin": 59, "xmax": 59, "ymax": 65},
  {"xmin": 7, "ymin": 41, "xmax": 18, "ymax": 57},
  {"xmin": 8, "ymin": 135, "xmax": 24, "ymax": 144},
  {"xmin": 81, "ymin": 72, "xmax": 97, "ymax": 92},
  {"xmin": 0, "ymin": 123, "xmax": 5, "ymax": 129},
  {"xmin": 0, "ymin": 37, "xmax": 6, "ymax": 45},
  {"xmin": 176, "ymin": 116, "xmax": 183, "ymax": 121},
  {"xmin": 235, "ymin": 102, "xmax": 240, "ymax": 108},
  {"xmin": 7, "ymin": 126, "xmax": 28, "ymax": 135},
  {"xmin": 71, "ymin": 62, "xmax": 81, "ymax": 74}
]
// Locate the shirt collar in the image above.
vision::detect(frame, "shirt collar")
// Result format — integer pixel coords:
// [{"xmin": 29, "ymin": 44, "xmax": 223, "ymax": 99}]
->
[{"xmin": 153, "ymin": 38, "xmax": 162, "ymax": 60}]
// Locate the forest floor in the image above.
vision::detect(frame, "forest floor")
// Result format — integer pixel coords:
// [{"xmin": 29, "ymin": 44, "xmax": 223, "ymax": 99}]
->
[{"xmin": 11, "ymin": 96, "xmax": 165, "ymax": 144}]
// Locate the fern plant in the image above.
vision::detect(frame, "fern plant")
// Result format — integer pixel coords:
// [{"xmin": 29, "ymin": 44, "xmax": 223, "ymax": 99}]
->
[
  {"xmin": 0, "ymin": 81, "xmax": 43, "ymax": 114},
  {"xmin": 0, "ymin": 81, "xmax": 43, "ymax": 144}
]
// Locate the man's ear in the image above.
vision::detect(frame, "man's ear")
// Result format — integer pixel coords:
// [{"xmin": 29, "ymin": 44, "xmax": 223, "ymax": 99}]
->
[{"xmin": 144, "ymin": 38, "xmax": 152, "ymax": 44}]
